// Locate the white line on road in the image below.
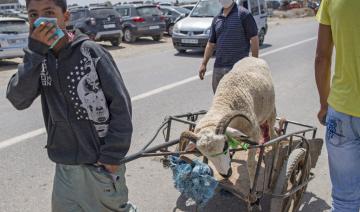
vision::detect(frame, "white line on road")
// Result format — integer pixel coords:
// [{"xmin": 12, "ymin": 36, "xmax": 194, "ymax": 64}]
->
[
  {"xmin": 260, "ymin": 37, "xmax": 317, "ymax": 57},
  {"xmin": 0, "ymin": 36, "xmax": 317, "ymax": 150},
  {"xmin": 0, "ymin": 128, "xmax": 46, "ymax": 149}
]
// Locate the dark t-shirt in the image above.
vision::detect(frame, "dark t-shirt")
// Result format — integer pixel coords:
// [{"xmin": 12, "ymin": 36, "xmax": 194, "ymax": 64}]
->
[{"xmin": 209, "ymin": 4, "xmax": 258, "ymax": 68}]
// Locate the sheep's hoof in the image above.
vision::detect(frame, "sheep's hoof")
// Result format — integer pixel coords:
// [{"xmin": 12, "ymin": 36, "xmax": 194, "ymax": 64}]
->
[{"xmin": 220, "ymin": 168, "xmax": 232, "ymax": 178}]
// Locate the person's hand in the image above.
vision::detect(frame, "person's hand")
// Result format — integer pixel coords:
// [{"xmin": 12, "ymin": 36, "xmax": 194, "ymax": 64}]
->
[
  {"xmin": 30, "ymin": 22, "xmax": 58, "ymax": 47},
  {"xmin": 97, "ymin": 162, "xmax": 119, "ymax": 174},
  {"xmin": 199, "ymin": 63, "xmax": 207, "ymax": 80},
  {"xmin": 317, "ymin": 105, "xmax": 328, "ymax": 126}
]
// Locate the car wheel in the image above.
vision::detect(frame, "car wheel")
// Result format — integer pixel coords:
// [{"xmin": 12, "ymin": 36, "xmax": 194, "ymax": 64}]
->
[
  {"xmin": 124, "ymin": 28, "xmax": 136, "ymax": 43},
  {"xmin": 152, "ymin": 33, "xmax": 163, "ymax": 41},
  {"xmin": 259, "ymin": 28, "xmax": 266, "ymax": 46},
  {"xmin": 110, "ymin": 37, "xmax": 121, "ymax": 46},
  {"xmin": 176, "ymin": 49, "xmax": 186, "ymax": 54},
  {"xmin": 168, "ymin": 24, "xmax": 174, "ymax": 36}
]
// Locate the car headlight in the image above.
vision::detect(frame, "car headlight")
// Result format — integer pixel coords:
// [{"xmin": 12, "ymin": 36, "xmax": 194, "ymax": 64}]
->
[
  {"xmin": 204, "ymin": 28, "xmax": 211, "ymax": 35},
  {"xmin": 173, "ymin": 24, "xmax": 180, "ymax": 34}
]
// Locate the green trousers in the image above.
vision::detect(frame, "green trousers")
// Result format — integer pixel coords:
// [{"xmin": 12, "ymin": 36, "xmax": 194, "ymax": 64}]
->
[{"xmin": 52, "ymin": 164, "xmax": 137, "ymax": 212}]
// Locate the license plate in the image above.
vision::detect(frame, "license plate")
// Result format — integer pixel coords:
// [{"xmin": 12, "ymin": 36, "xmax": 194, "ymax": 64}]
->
[
  {"xmin": 104, "ymin": 24, "xmax": 116, "ymax": 29},
  {"xmin": 8, "ymin": 39, "xmax": 26, "ymax": 44},
  {"xmin": 149, "ymin": 25, "xmax": 160, "ymax": 30},
  {"xmin": 181, "ymin": 39, "xmax": 198, "ymax": 44}
]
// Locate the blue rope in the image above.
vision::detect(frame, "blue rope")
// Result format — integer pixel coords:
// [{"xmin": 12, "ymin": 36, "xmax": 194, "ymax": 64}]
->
[{"xmin": 169, "ymin": 156, "xmax": 219, "ymax": 207}]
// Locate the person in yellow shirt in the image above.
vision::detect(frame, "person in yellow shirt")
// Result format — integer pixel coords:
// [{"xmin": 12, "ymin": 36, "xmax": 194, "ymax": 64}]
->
[{"xmin": 315, "ymin": 0, "xmax": 360, "ymax": 211}]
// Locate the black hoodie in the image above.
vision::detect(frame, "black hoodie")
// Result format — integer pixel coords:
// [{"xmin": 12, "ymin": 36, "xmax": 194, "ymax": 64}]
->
[{"xmin": 7, "ymin": 31, "xmax": 133, "ymax": 165}]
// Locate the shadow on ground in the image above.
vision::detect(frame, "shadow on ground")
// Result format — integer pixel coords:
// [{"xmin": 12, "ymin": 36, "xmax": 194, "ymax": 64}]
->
[
  {"xmin": 100, "ymin": 44, "xmax": 125, "ymax": 51},
  {"xmin": 300, "ymin": 192, "xmax": 331, "ymax": 212},
  {"xmin": 260, "ymin": 43, "xmax": 273, "ymax": 50},
  {"xmin": 174, "ymin": 43, "xmax": 273, "ymax": 58},
  {"xmin": 0, "ymin": 60, "xmax": 20, "ymax": 72},
  {"xmin": 174, "ymin": 50, "xmax": 205, "ymax": 58},
  {"xmin": 174, "ymin": 191, "xmax": 248, "ymax": 212},
  {"xmin": 173, "ymin": 190, "xmax": 330, "ymax": 211},
  {"xmin": 127, "ymin": 37, "xmax": 167, "ymax": 46}
]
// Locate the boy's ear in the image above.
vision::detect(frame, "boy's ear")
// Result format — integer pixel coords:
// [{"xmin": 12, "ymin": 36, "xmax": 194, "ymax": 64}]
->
[{"xmin": 64, "ymin": 10, "xmax": 70, "ymax": 25}]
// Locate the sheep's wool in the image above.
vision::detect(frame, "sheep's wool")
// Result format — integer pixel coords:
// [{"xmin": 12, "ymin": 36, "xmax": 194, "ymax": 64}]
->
[{"xmin": 169, "ymin": 156, "xmax": 218, "ymax": 207}]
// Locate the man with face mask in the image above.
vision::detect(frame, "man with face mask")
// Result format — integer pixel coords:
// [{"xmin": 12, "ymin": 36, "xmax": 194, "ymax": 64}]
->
[{"xmin": 198, "ymin": 0, "xmax": 259, "ymax": 93}]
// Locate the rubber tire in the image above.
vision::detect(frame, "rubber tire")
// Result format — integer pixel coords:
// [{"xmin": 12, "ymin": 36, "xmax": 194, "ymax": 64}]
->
[
  {"xmin": 168, "ymin": 24, "xmax": 174, "ymax": 37},
  {"xmin": 110, "ymin": 37, "xmax": 121, "ymax": 46},
  {"xmin": 259, "ymin": 28, "xmax": 266, "ymax": 46},
  {"xmin": 152, "ymin": 33, "xmax": 163, "ymax": 41},
  {"xmin": 124, "ymin": 28, "xmax": 136, "ymax": 43},
  {"xmin": 270, "ymin": 148, "xmax": 311, "ymax": 212}
]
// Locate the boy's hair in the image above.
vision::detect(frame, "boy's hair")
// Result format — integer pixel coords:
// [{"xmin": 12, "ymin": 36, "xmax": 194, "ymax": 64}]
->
[{"xmin": 26, "ymin": 0, "xmax": 67, "ymax": 12}]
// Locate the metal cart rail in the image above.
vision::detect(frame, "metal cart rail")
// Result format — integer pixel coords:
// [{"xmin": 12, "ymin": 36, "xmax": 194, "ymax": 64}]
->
[{"xmin": 119, "ymin": 110, "xmax": 323, "ymax": 212}]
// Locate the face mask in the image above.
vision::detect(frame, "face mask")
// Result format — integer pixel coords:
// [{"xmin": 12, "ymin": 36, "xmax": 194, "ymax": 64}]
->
[{"xmin": 219, "ymin": 0, "xmax": 233, "ymax": 8}]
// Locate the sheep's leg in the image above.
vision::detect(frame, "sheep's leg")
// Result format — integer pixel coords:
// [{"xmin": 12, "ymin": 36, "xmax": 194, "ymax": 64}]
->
[{"xmin": 268, "ymin": 108, "xmax": 277, "ymax": 139}]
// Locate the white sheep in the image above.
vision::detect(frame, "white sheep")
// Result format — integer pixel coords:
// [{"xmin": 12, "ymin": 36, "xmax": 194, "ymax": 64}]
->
[{"xmin": 183, "ymin": 57, "xmax": 276, "ymax": 184}]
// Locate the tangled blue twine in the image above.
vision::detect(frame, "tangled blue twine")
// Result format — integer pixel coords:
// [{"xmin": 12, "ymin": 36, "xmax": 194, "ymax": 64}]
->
[{"xmin": 169, "ymin": 156, "xmax": 218, "ymax": 207}]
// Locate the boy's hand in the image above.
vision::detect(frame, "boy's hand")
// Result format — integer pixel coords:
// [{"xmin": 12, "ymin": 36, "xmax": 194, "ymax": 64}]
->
[
  {"xmin": 97, "ymin": 161, "xmax": 119, "ymax": 174},
  {"xmin": 30, "ymin": 22, "xmax": 58, "ymax": 47}
]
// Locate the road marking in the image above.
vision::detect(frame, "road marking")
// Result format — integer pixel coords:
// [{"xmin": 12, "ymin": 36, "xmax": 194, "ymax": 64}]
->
[
  {"xmin": 0, "ymin": 128, "xmax": 46, "ymax": 149},
  {"xmin": 132, "ymin": 71, "xmax": 213, "ymax": 102},
  {"xmin": 0, "ymin": 36, "xmax": 317, "ymax": 150},
  {"xmin": 260, "ymin": 37, "xmax": 317, "ymax": 57}
]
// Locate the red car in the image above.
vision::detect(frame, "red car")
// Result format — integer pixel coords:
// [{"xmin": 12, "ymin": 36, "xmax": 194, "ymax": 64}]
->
[{"xmin": 288, "ymin": 1, "xmax": 302, "ymax": 9}]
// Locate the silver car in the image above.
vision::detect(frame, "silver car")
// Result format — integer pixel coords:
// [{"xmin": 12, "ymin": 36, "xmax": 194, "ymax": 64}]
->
[
  {"xmin": 172, "ymin": 0, "xmax": 219, "ymax": 53},
  {"xmin": 0, "ymin": 17, "xmax": 28, "ymax": 59},
  {"xmin": 172, "ymin": 0, "xmax": 268, "ymax": 53}
]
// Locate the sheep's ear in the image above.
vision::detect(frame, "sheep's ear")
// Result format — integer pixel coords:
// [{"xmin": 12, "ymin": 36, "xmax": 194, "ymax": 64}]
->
[
  {"xmin": 225, "ymin": 127, "xmax": 250, "ymax": 141},
  {"xmin": 226, "ymin": 127, "xmax": 247, "ymax": 138}
]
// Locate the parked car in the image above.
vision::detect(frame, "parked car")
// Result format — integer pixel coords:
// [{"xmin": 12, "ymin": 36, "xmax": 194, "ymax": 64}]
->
[
  {"xmin": 16, "ymin": 12, "xmax": 29, "ymax": 21},
  {"xmin": 114, "ymin": 4, "xmax": 166, "ymax": 43},
  {"xmin": 159, "ymin": 6, "xmax": 191, "ymax": 36},
  {"xmin": 172, "ymin": 0, "xmax": 268, "ymax": 53},
  {"xmin": 0, "ymin": 17, "xmax": 28, "ymax": 59},
  {"xmin": 288, "ymin": 1, "xmax": 302, "ymax": 9},
  {"xmin": 68, "ymin": 6, "xmax": 123, "ymax": 46},
  {"xmin": 158, "ymin": 3, "xmax": 172, "ymax": 6},
  {"xmin": 266, "ymin": 0, "xmax": 281, "ymax": 10},
  {"xmin": 307, "ymin": 1, "xmax": 319, "ymax": 14},
  {"xmin": 181, "ymin": 4, "xmax": 196, "ymax": 11}
]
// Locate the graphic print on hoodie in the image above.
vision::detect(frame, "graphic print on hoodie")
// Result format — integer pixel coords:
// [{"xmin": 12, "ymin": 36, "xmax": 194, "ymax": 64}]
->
[{"xmin": 65, "ymin": 47, "xmax": 110, "ymax": 138}]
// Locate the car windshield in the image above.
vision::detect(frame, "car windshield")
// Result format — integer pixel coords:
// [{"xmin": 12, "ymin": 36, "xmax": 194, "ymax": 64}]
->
[
  {"xmin": 190, "ymin": 0, "xmax": 221, "ymax": 17},
  {"xmin": 173, "ymin": 7, "xmax": 190, "ymax": 14},
  {"xmin": 0, "ymin": 20, "xmax": 28, "ymax": 34},
  {"xmin": 70, "ymin": 10, "xmax": 87, "ymax": 20},
  {"xmin": 136, "ymin": 6, "xmax": 162, "ymax": 16}
]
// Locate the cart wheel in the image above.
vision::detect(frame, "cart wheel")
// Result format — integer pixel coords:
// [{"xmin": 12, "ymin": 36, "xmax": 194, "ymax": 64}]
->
[{"xmin": 270, "ymin": 148, "xmax": 311, "ymax": 212}]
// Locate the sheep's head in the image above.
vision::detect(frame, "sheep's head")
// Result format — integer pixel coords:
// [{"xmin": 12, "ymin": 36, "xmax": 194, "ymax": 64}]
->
[{"xmin": 196, "ymin": 129, "xmax": 232, "ymax": 177}]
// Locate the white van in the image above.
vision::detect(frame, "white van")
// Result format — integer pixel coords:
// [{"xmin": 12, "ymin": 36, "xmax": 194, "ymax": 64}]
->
[
  {"xmin": 172, "ymin": 0, "xmax": 268, "ymax": 53},
  {"xmin": 0, "ymin": 17, "xmax": 29, "ymax": 59}
]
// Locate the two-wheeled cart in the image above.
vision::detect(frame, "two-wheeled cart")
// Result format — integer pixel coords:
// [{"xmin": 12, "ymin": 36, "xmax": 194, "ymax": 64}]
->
[{"xmin": 119, "ymin": 111, "xmax": 323, "ymax": 212}]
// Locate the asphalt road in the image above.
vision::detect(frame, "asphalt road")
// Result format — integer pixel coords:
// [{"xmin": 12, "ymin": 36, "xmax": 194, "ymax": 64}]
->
[{"xmin": 0, "ymin": 17, "xmax": 332, "ymax": 212}]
